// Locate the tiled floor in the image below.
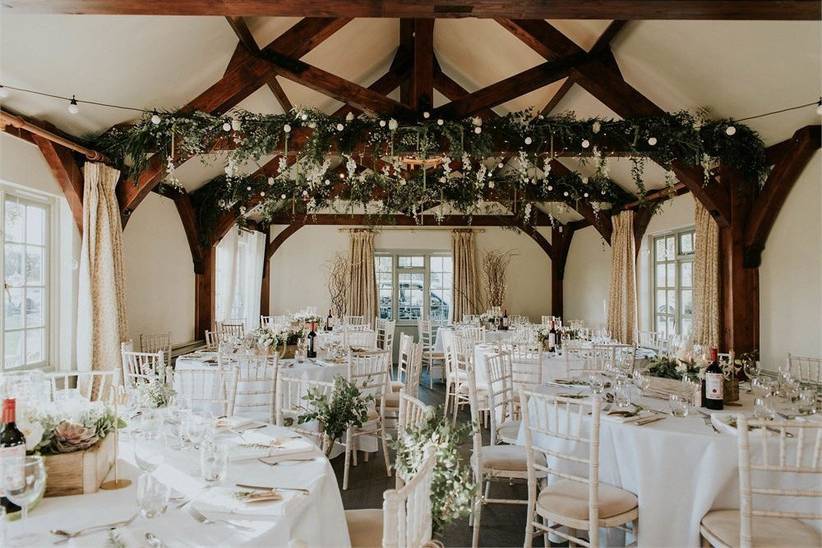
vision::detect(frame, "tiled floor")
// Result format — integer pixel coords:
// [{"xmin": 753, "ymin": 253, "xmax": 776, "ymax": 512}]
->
[{"xmin": 330, "ymin": 372, "xmax": 531, "ymax": 547}]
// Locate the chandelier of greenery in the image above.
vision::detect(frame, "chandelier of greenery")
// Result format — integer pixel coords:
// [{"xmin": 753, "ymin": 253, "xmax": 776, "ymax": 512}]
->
[{"xmin": 95, "ymin": 107, "xmax": 768, "ymax": 241}]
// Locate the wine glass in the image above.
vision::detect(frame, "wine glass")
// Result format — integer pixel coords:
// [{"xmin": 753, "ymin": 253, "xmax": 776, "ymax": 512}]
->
[
  {"xmin": 137, "ymin": 474, "xmax": 170, "ymax": 519},
  {"xmin": 200, "ymin": 440, "xmax": 229, "ymax": 484},
  {"xmin": 633, "ymin": 370, "xmax": 651, "ymax": 395},
  {"xmin": 743, "ymin": 360, "xmax": 760, "ymax": 391},
  {"xmin": 184, "ymin": 413, "xmax": 208, "ymax": 450},
  {"xmin": 133, "ymin": 429, "xmax": 166, "ymax": 473},
  {"xmin": 3, "ymin": 455, "xmax": 46, "ymax": 546}
]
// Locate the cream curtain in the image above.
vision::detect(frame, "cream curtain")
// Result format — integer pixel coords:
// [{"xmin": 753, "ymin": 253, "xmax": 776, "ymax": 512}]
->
[
  {"xmin": 215, "ymin": 228, "xmax": 239, "ymax": 323},
  {"xmin": 692, "ymin": 201, "xmax": 720, "ymax": 347},
  {"xmin": 607, "ymin": 211, "xmax": 637, "ymax": 344},
  {"xmin": 76, "ymin": 162, "xmax": 129, "ymax": 377},
  {"xmin": 346, "ymin": 229, "xmax": 377, "ymax": 320},
  {"xmin": 452, "ymin": 229, "xmax": 480, "ymax": 322},
  {"xmin": 242, "ymin": 230, "xmax": 266, "ymax": 330}
]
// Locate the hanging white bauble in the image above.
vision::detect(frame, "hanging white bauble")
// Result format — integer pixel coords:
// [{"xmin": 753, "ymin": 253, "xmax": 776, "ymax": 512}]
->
[
  {"xmin": 524, "ymin": 136, "xmax": 533, "ymax": 145},
  {"xmin": 267, "ymin": 177, "xmax": 275, "ymax": 186},
  {"xmin": 280, "ymin": 194, "xmax": 287, "ymax": 199},
  {"xmin": 648, "ymin": 136, "xmax": 657, "ymax": 146},
  {"xmin": 301, "ymin": 113, "xmax": 309, "ymax": 121},
  {"xmin": 283, "ymin": 124, "xmax": 292, "ymax": 133},
  {"xmin": 260, "ymin": 191, "xmax": 265, "ymax": 197},
  {"xmin": 488, "ymin": 181, "xmax": 495, "ymax": 189},
  {"xmin": 437, "ymin": 119, "xmax": 444, "ymax": 126},
  {"xmin": 345, "ymin": 112, "xmax": 354, "ymax": 122},
  {"xmin": 222, "ymin": 122, "xmax": 232, "ymax": 132},
  {"xmin": 474, "ymin": 127, "xmax": 482, "ymax": 134},
  {"xmin": 423, "ymin": 111, "xmax": 430, "ymax": 119},
  {"xmin": 592, "ymin": 121, "xmax": 601, "ymax": 134},
  {"xmin": 150, "ymin": 113, "xmax": 161, "ymax": 125},
  {"xmin": 301, "ymin": 190, "xmax": 309, "ymax": 197},
  {"xmin": 379, "ymin": 120, "xmax": 386, "ymax": 127},
  {"xmin": 725, "ymin": 125, "xmax": 736, "ymax": 136},
  {"xmin": 336, "ymin": 123, "xmax": 344, "ymax": 131},
  {"xmin": 339, "ymin": 173, "xmax": 345, "ymax": 179},
  {"xmin": 547, "ymin": 185, "xmax": 553, "ymax": 191},
  {"xmin": 246, "ymin": 186, "xmax": 252, "ymax": 191},
  {"xmin": 581, "ymin": 177, "xmax": 589, "ymax": 184},
  {"xmin": 583, "ymin": 192, "xmax": 589, "ymax": 198},
  {"xmin": 388, "ymin": 119, "xmax": 398, "ymax": 131},
  {"xmin": 324, "ymin": 179, "xmax": 330, "ymax": 186},
  {"xmin": 581, "ymin": 139, "xmax": 590, "ymax": 149},
  {"xmin": 231, "ymin": 118, "xmax": 241, "ymax": 131},
  {"xmin": 563, "ymin": 191, "xmax": 569, "ymax": 197}
]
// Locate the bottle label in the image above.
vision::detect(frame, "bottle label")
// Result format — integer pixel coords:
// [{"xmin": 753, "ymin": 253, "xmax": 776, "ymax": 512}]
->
[
  {"xmin": 705, "ymin": 372, "xmax": 724, "ymax": 401},
  {"xmin": 0, "ymin": 444, "xmax": 25, "ymax": 495},
  {"xmin": 548, "ymin": 333, "xmax": 556, "ymax": 348}
]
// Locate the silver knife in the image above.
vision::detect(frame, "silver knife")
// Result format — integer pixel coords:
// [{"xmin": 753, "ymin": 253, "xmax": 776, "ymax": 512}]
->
[{"xmin": 235, "ymin": 483, "xmax": 310, "ymax": 494}]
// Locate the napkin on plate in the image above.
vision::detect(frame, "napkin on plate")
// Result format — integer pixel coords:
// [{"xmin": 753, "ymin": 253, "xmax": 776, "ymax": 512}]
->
[
  {"xmin": 601, "ymin": 408, "xmax": 654, "ymax": 424},
  {"xmin": 193, "ymin": 486, "xmax": 302, "ymax": 519},
  {"xmin": 230, "ymin": 431, "xmax": 316, "ymax": 462},
  {"xmin": 216, "ymin": 416, "xmax": 267, "ymax": 432}
]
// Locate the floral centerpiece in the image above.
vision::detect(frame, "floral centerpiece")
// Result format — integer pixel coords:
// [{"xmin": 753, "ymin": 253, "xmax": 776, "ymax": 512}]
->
[
  {"xmin": 392, "ymin": 409, "xmax": 475, "ymax": 534},
  {"xmin": 292, "ymin": 311, "xmax": 322, "ymax": 327},
  {"xmin": 135, "ymin": 381, "xmax": 176, "ymax": 409},
  {"xmin": 251, "ymin": 325, "xmax": 306, "ymax": 358},
  {"xmin": 647, "ymin": 355, "xmax": 703, "ymax": 382},
  {"xmin": 18, "ymin": 400, "xmax": 124, "ymax": 456},
  {"xmin": 297, "ymin": 377, "xmax": 373, "ymax": 456}
]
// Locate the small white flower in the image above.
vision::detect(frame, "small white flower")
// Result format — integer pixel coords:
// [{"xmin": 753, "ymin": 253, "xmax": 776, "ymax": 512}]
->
[
  {"xmin": 388, "ymin": 119, "xmax": 399, "ymax": 131},
  {"xmin": 345, "ymin": 112, "xmax": 355, "ymax": 122}
]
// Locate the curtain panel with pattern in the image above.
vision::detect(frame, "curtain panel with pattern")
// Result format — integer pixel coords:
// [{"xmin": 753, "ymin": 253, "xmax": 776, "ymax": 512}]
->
[
  {"xmin": 451, "ymin": 229, "xmax": 480, "ymax": 322},
  {"xmin": 346, "ymin": 229, "xmax": 377, "ymax": 320},
  {"xmin": 607, "ymin": 210, "xmax": 638, "ymax": 344}
]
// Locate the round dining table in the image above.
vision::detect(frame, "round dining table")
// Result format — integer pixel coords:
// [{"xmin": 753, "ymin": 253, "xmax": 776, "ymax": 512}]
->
[{"xmin": 20, "ymin": 422, "xmax": 350, "ymax": 547}]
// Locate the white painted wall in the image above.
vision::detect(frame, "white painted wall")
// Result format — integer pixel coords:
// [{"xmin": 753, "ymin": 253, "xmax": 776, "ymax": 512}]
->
[
  {"xmin": 759, "ymin": 151, "xmax": 822, "ymax": 370},
  {"xmin": 268, "ymin": 225, "xmax": 551, "ymax": 321},
  {"xmin": 123, "ymin": 193, "xmax": 195, "ymax": 345},
  {"xmin": 637, "ymin": 194, "xmax": 696, "ymax": 331},
  {"xmin": 563, "ymin": 226, "xmax": 611, "ymax": 327}
]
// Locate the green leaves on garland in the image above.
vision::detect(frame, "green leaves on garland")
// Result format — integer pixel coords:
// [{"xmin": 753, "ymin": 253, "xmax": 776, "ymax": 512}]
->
[{"xmin": 95, "ymin": 107, "xmax": 767, "ymax": 241}]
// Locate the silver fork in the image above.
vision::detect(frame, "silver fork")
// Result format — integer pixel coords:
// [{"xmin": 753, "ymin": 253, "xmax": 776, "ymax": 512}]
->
[
  {"xmin": 51, "ymin": 512, "xmax": 139, "ymax": 543},
  {"xmin": 186, "ymin": 503, "xmax": 254, "ymax": 532}
]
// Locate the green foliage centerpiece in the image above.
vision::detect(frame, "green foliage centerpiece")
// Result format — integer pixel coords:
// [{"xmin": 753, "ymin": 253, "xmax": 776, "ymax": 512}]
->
[{"xmin": 297, "ymin": 377, "xmax": 373, "ymax": 456}]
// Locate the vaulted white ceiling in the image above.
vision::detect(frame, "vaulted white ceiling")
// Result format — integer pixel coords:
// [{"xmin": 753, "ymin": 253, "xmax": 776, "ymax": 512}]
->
[{"xmin": 1, "ymin": 16, "xmax": 819, "ymax": 195}]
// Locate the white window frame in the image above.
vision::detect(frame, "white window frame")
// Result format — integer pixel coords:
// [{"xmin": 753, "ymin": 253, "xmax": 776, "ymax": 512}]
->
[
  {"xmin": 0, "ymin": 182, "xmax": 58, "ymax": 372},
  {"xmin": 650, "ymin": 227, "xmax": 695, "ymax": 339},
  {"xmin": 375, "ymin": 250, "xmax": 452, "ymax": 326}
]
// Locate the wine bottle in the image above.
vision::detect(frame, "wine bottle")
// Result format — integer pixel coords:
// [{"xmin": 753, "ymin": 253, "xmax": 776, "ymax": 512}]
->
[
  {"xmin": 325, "ymin": 309, "xmax": 333, "ymax": 332},
  {"xmin": 307, "ymin": 322, "xmax": 317, "ymax": 359},
  {"xmin": 548, "ymin": 320, "xmax": 557, "ymax": 352},
  {"xmin": 0, "ymin": 398, "xmax": 25, "ymax": 514},
  {"xmin": 501, "ymin": 309, "xmax": 509, "ymax": 330},
  {"xmin": 703, "ymin": 347, "xmax": 724, "ymax": 410}
]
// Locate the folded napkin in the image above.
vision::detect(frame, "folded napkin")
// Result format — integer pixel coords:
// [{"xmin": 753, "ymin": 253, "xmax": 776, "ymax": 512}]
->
[
  {"xmin": 193, "ymin": 486, "xmax": 301, "ymax": 519},
  {"xmin": 709, "ymin": 413, "xmax": 800, "ymax": 437},
  {"xmin": 645, "ymin": 378, "xmax": 692, "ymax": 399},
  {"xmin": 601, "ymin": 408, "xmax": 654, "ymax": 424},
  {"xmin": 216, "ymin": 416, "xmax": 267, "ymax": 432},
  {"xmin": 230, "ymin": 431, "xmax": 315, "ymax": 462}
]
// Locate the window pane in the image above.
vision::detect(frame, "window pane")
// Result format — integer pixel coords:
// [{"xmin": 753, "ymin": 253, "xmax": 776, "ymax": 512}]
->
[
  {"xmin": 656, "ymin": 316, "xmax": 668, "ymax": 337},
  {"xmin": 398, "ymin": 256, "xmax": 423, "ymax": 268},
  {"xmin": 430, "ymin": 256, "xmax": 442, "ymax": 271},
  {"xmin": 681, "ymin": 289, "xmax": 693, "ymax": 317},
  {"xmin": 680, "ymin": 262, "xmax": 693, "ymax": 288},
  {"xmin": 379, "ymin": 290, "xmax": 392, "ymax": 320},
  {"xmin": 680, "ymin": 318, "xmax": 693, "ymax": 338},
  {"xmin": 5, "ymin": 288, "xmax": 24, "ymax": 330},
  {"xmin": 26, "ymin": 288, "xmax": 45, "ymax": 327},
  {"xmin": 430, "ymin": 289, "xmax": 451, "ymax": 322},
  {"xmin": 665, "ymin": 237, "xmax": 675, "ymax": 260},
  {"xmin": 666, "ymin": 263, "xmax": 676, "ymax": 288},
  {"xmin": 398, "ymin": 272, "xmax": 424, "ymax": 320},
  {"xmin": 26, "ymin": 205, "xmax": 46, "ymax": 245},
  {"xmin": 655, "ymin": 264, "xmax": 666, "ymax": 287},
  {"xmin": 25, "ymin": 328, "xmax": 44, "ymax": 364},
  {"xmin": 430, "ymin": 272, "xmax": 442, "ymax": 288},
  {"xmin": 655, "ymin": 290, "xmax": 667, "ymax": 314},
  {"xmin": 667, "ymin": 290, "xmax": 677, "ymax": 316},
  {"xmin": 4, "ymin": 331, "xmax": 24, "ymax": 369},
  {"xmin": 654, "ymin": 238, "xmax": 665, "ymax": 261},
  {"xmin": 441, "ymin": 256, "xmax": 452, "ymax": 272},
  {"xmin": 26, "ymin": 247, "xmax": 45, "ymax": 285},
  {"xmin": 4, "ymin": 243, "xmax": 24, "ymax": 286},
  {"xmin": 4, "ymin": 200, "xmax": 24, "ymax": 242},
  {"xmin": 679, "ymin": 232, "xmax": 693, "ymax": 254}
]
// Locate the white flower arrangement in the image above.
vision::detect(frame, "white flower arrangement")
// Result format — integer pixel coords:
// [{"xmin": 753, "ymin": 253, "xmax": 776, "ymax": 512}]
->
[
  {"xmin": 292, "ymin": 311, "xmax": 322, "ymax": 325},
  {"xmin": 17, "ymin": 400, "xmax": 125, "ymax": 455},
  {"xmin": 135, "ymin": 381, "xmax": 176, "ymax": 409}
]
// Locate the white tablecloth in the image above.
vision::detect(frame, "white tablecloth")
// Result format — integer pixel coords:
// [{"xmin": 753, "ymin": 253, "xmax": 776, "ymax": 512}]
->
[
  {"xmin": 472, "ymin": 345, "xmax": 579, "ymax": 388},
  {"xmin": 515, "ymin": 387, "xmax": 821, "ymax": 547},
  {"xmin": 18, "ymin": 424, "xmax": 350, "ymax": 547},
  {"xmin": 433, "ymin": 326, "xmax": 514, "ymax": 353}
]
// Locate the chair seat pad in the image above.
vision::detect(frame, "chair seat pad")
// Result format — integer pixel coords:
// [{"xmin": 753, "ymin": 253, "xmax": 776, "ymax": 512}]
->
[
  {"xmin": 390, "ymin": 380, "xmax": 405, "ymax": 391},
  {"xmin": 537, "ymin": 480, "xmax": 637, "ymax": 522},
  {"xmin": 472, "ymin": 444, "xmax": 545, "ymax": 472},
  {"xmin": 700, "ymin": 509, "xmax": 821, "ymax": 548},
  {"xmin": 345, "ymin": 508, "xmax": 384, "ymax": 548},
  {"xmin": 379, "ymin": 391, "xmax": 400, "ymax": 409},
  {"xmin": 498, "ymin": 420, "xmax": 521, "ymax": 442}
]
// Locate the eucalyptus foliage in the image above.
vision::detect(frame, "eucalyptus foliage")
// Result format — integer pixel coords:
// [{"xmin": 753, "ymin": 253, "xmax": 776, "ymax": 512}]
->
[{"xmin": 297, "ymin": 376, "xmax": 373, "ymax": 453}]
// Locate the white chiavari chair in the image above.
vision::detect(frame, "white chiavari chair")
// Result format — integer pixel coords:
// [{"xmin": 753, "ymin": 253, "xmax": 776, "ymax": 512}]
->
[
  {"xmin": 392, "ymin": 333, "xmax": 415, "ymax": 392},
  {"xmin": 417, "ymin": 319, "xmax": 445, "ymax": 388},
  {"xmin": 462, "ymin": 314, "xmax": 480, "ymax": 325},
  {"xmin": 274, "ymin": 373, "xmax": 334, "ymax": 451},
  {"xmin": 458, "ymin": 325, "xmax": 486, "ymax": 344},
  {"xmin": 447, "ymin": 334, "xmax": 475, "ymax": 424},
  {"xmin": 786, "ymin": 353, "xmax": 822, "ymax": 385},
  {"xmin": 469, "ymin": 362, "xmax": 542, "ymax": 548},
  {"xmin": 140, "ymin": 332, "xmax": 172, "ymax": 369},
  {"xmin": 345, "ymin": 449, "xmax": 437, "ymax": 548},
  {"xmin": 540, "ymin": 315, "xmax": 553, "ymax": 326},
  {"xmin": 591, "ymin": 343, "xmax": 635, "ymax": 374},
  {"xmin": 521, "ymin": 389, "xmax": 639, "ymax": 548},
  {"xmin": 121, "ymin": 341, "xmax": 167, "ymax": 389},
  {"xmin": 344, "ymin": 315, "xmax": 369, "ymax": 328},
  {"xmin": 382, "ymin": 339, "xmax": 423, "ymax": 423},
  {"xmin": 392, "ymin": 388, "xmax": 433, "ymax": 485},
  {"xmin": 48, "ymin": 370, "xmax": 116, "ymax": 403},
  {"xmin": 376, "ymin": 318, "xmax": 397, "ymax": 353},
  {"xmin": 699, "ymin": 416, "xmax": 822, "ymax": 548},
  {"xmin": 174, "ymin": 367, "xmax": 238, "ymax": 417},
  {"xmin": 217, "ymin": 321, "xmax": 245, "ymax": 340},
  {"xmin": 501, "ymin": 343, "xmax": 543, "ymax": 444},
  {"xmin": 230, "ymin": 354, "xmax": 278, "ymax": 422},
  {"xmin": 260, "ymin": 315, "xmax": 273, "ymax": 328},
  {"xmin": 345, "ymin": 327, "xmax": 378, "ymax": 349},
  {"xmin": 343, "ymin": 349, "xmax": 392, "ymax": 489},
  {"xmin": 484, "ymin": 352, "xmax": 519, "ymax": 446},
  {"xmin": 204, "ymin": 330, "xmax": 218, "ymax": 351}
]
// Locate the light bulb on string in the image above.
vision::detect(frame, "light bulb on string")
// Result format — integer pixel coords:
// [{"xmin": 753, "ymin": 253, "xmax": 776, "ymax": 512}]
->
[
  {"xmin": 222, "ymin": 121, "xmax": 232, "ymax": 132},
  {"xmin": 150, "ymin": 111, "xmax": 161, "ymax": 125},
  {"xmin": 647, "ymin": 137, "xmax": 657, "ymax": 146},
  {"xmin": 67, "ymin": 95, "xmax": 80, "ymax": 114},
  {"xmin": 725, "ymin": 125, "xmax": 736, "ymax": 136}
]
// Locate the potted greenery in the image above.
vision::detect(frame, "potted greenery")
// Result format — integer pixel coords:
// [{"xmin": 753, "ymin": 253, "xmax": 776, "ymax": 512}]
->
[{"xmin": 297, "ymin": 377, "xmax": 373, "ymax": 456}]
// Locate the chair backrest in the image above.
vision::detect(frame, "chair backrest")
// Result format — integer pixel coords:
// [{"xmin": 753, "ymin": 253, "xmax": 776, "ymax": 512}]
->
[
  {"xmin": 396, "ymin": 389, "xmax": 431, "ymax": 439},
  {"xmin": 204, "ymin": 330, "xmax": 218, "ymax": 351},
  {"xmin": 397, "ymin": 333, "xmax": 414, "ymax": 385},
  {"xmin": 417, "ymin": 319, "xmax": 435, "ymax": 360},
  {"xmin": 508, "ymin": 342, "xmax": 543, "ymax": 390},
  {"xmin": 786, "ymin": 353, "xmax": 822, "ymax": 385},
  {"xmin": 457, "ymin": 325, "xmax": 486, "ymax": 344},
  {"xmin": 260, "ymin": 315, "xmax": 273, "ymax": 328},
  {"xmin": 231, "ymin": 354, "xmax": 279, "ymax": 423},
  {"xmin": 484, "ymin": 352, "xmax": 516, "ymax": 445},
  {"xmin": 347, "ymin": 350, "xmax": 391, "ymax": 402},
  {"xmin": 275, "ymin": 372, "xmax": 335, "ymax": 450},
  {"xmin": 48, "ymin": 370, "xmax": 116, "ymax": 403},
  {"xmin": 174, "ymin": 367, "xmax": 238, "ymax": 417},
  {"xmin": 540, "ymin": 315, "xmax": 553, "ymax": 325},
  {"xmin": 377, "ymin": 319, "xmax": 397, "ymax": 352},
  {"xmin": 591, "ymin": 343, "xmax": 635, "ymax": 373},
  {"xmin": 121, "ymin": 341, "xmax": 166, "ymax": 389},
  {"xmin": 217, "ymin": 321, "xmax": 245, "ymax": 339},
  {"xmin": 520, "ymin": 388, "xmax": 603, "ymax": 547},
  {"xmin": 382, "ymin": 449, "xmax": 437, "ymax": 548},
  {"xmin": 140, "ymin": 332, "xmax": 172, "ymax": 368},
  {"xmin": 344, "ymin": 315, "xmax": 368, "ymax": 327},
  {"xmin": 344, "ymin": 328, "xmax": 378, "ymax": 348},
  {"xmin": 462, "ymin": 314, "xmax": 479, "ymax": 325},
  {"xmin": 448, "ymin": 335, "xmax": 473, "ymax": 379},
  {"xmin": 736, "ymin": 415, "xmax": 822, "ymax": 548},
  {"xmin": 405, "ymin": 342, "xmax": 424, "ymax": 398}
]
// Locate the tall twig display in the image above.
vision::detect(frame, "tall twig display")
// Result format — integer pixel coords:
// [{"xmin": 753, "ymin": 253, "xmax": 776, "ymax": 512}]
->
[
  {"xmin": 482, "ymin": 250, "xmax": 514, "ymax": 308},
  {"xmin": 327, "ymin": 254, "xmax": 349, "ymax": 317}
]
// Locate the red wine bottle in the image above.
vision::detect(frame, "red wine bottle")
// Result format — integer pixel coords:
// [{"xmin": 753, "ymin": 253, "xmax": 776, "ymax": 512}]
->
[
  {"xmin": 0, "ymin": 398, "xmax": 25, "ymax": 513},
  {"xmin": 703, "ymin": 348, "xmax": 724, "ymax": 410},
  {"xmin": 548, "ymin": 320, "xmax": 557, "ymax": 352},
  {"xmin": 325, "ymin": 309, "xmax": 333, "ymax": 332},
  {"xmin": 501, "ymin": 309, "xmax": 509, "ymax": 330},
  {"xmin": 307, "ymin": 322, "xmax": 317, "ymax": 358}
]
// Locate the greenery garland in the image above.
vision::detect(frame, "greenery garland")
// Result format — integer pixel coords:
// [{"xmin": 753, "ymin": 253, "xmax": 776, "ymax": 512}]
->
[{"xmin": 94, "ymin": 107, "xmax": 767, "ymax": 242}]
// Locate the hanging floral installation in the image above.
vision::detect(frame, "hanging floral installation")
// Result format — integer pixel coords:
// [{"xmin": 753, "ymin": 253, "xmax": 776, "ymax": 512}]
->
[{"xmin": 95, "ymin": 107, "xmax": 768, "ymax": 240}]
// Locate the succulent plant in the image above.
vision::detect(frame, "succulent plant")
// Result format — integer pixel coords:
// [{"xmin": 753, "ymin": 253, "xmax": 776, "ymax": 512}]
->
[{"xmin": 51, "ymin": 420, "xmax": 99, "ymax": 453}]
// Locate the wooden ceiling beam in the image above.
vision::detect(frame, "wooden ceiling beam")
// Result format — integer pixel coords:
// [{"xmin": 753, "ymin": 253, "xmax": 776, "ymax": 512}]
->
[
  {"xmin": 433, "ymin": 53, "xmax": 584, "ymax": 119},
  {"xmin": 31, "ymin": 135, "xmax": 85, "ymax": 233},
  {"xmin": 11, "ymin": 1, "xmax": 819, "ymax": 19},
  {"xmin": 411, "ymin": 19, "xmax": 435, "ymax": 112},
  {"xmin": 432, "ymin": 58, "xmax": 497, "ymax": 120},
  {"xmin": 116, "ymin": 17, "xmax": 350, "ymax": 220},
  {"xmin": 267, "ymin": 213, "xmax": 553, "ymax": 227},
  {"xmin": 743, "ymin": 125, "xmax": 821, "ymax": 267}
]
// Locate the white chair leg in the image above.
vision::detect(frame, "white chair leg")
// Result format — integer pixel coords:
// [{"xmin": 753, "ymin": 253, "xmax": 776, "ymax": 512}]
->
[
  {"xmin": 353, "ymin": 437, "xmax": 359, "ymax": 466},
  {"xmin": 472, "ymin": 493, "xmax": 483, "ymax": 548},
  {"xmin": 380, "ymin": 423, "xmax": 391, "ymax": 477},
  {"xmin": 452, "ymin": 391, "xmax": 461, "ymax": 425},
  {"xmin": 443, "ymin": 380, "xmax": 452, "ymax": 416},
  {"xmin": 343, "ymin": 428, "xmax": 352, "ymax": 490}
]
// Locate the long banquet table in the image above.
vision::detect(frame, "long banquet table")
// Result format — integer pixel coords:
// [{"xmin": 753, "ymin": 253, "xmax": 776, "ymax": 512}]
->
[
  {"xmin": 516, "ymin": 384, "xmax": 821, "ymax": 548},
  {"xmin": 20, "ymin": 422, "xmax": 350, "ymax": 547}
]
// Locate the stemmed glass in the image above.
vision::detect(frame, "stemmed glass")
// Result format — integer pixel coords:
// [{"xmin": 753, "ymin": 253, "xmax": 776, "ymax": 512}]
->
[
  {"xmin": 633, "ymin": 370, "xmax": 651, "ymax": 395},
  {"xmin": 743, "ymin": 360, "xmax": 760, "ymax": 392},
  {"xmin": 200, "ymin": 439, "xmax": 229, "ymax": 485},
  {"xmin": 133, "ymin": 429, "xmax": 167, "ymax": 474},
  {"xmin": 2, "ymin": 455, "xmax": 47, "ymax": 546}
]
